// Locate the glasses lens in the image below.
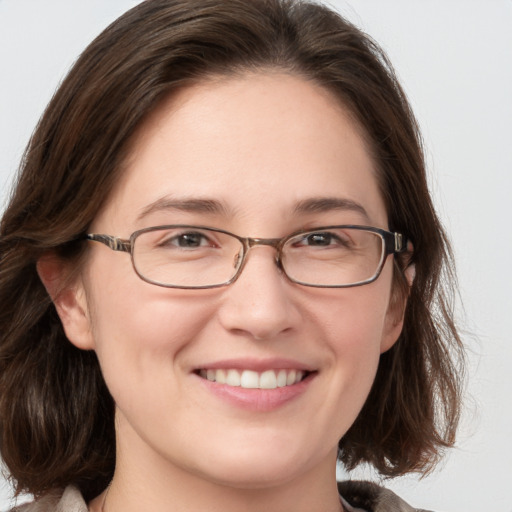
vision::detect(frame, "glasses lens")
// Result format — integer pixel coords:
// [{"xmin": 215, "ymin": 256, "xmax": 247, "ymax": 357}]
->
[
  {"xmin": 132, "ymin": 227, "xmax": 243, "ymax": 288},
  {"xmin": 282, "ymin": 227, "xmax": 385, "ymax": 287}
]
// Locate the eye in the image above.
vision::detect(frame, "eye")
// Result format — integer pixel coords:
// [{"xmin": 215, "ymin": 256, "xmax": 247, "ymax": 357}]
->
[
  {"xmin": 294, "ymin": 231, "xmax": 350, "ymax": 248},
  {"xmin": 160, "ymin": 230, "xmax": 216, "ymax": 249},
  {"xmin": 303, "ymin": 233, "xmax": 334, "ymax": 246}
]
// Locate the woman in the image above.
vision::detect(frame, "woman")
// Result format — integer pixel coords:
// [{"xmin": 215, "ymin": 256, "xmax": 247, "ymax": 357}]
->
[{"xmin": 0, "ymin": 1, "xmax": 464, "ymax": 511}]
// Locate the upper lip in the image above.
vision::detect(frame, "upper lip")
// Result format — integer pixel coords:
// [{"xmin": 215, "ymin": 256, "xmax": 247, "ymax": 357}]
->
[{"xmin": 193, "ymin": 358, "xmax": 316, "ymax": 373}]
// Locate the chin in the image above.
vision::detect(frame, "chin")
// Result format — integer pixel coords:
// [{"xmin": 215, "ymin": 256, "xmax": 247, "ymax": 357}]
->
[
  {"xmin": 199, "ymin": 463, "xmax": 303, "ymax": 490},
  {"xmin": 188, "ymin": 441, "xmax": 324, "ymax": 491}
]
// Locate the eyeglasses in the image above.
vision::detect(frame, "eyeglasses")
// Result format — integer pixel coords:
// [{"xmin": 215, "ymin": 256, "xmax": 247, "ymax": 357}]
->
[{"xmin": 85, "ymin": 225, "xmax": 408, "ymax": 289}]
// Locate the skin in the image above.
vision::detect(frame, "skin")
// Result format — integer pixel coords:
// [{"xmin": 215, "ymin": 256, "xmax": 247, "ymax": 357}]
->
[{"xmin": 41, "ymin": 73, "xmax": 407, "ymax": 512}]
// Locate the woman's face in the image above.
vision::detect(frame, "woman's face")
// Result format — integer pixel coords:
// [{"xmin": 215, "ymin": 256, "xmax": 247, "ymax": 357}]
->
[{"xmin": 61, "ymin": 73, "xmax": 405, "ymax": 490}]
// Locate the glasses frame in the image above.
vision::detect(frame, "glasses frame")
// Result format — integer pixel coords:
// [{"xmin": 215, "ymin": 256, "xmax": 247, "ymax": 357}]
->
[{"xmin": 85, "ymin": 224, "xmax": 408, "ymax": 289}]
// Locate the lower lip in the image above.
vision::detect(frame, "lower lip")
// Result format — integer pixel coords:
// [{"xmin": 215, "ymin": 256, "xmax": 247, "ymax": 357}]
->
[{"xmin": 195, "ymin": 373, "xmax": 315, "ymax": 412}]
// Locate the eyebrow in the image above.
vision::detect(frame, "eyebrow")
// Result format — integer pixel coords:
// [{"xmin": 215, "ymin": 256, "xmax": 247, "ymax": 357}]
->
[
  {"xmin": 137, "ymin": 195, "xmax": 370, "ymax": 223},
  {"xmin": 137, "ymin": 197, "xmax": 231, "ymax": 221},
  {"xmin": 293, "ymin": 197, "xmax": 371, "ymax": 222}
]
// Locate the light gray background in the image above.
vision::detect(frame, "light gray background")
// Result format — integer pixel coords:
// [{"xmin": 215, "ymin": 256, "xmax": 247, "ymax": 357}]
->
[{"xmin": 1, "ymin": 1, "xmax": 511, "ymax": 511}]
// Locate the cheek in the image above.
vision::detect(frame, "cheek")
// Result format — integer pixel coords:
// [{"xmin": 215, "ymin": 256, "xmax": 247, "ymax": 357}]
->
[
  {"xmin": 317, "ymin": 280, "xmax": 391, "ymax": 351},
  {"xmin": 313, "ymin": 273, "xmax": 393, "ymax": 385},
  {"xmin": 83, "ymin": 257, "xmax": 217, "ymax": 389},
  {"xmin": 89, "ymin": 291, "xmax": 223, "ymax": 427},
  {"xmin": 325, "ymin": 303, "xmax": 384, "ymax": 390},
  {"xmin": 292, "ymin": 281, "xmax": 392, "ymax": 448},
  {"xmin": 85, "ymin": 250, "xmax": 208, "ymax": 344}
]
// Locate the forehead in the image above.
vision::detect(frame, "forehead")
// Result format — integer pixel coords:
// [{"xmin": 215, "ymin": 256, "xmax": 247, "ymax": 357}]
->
[{"xmin": 95, "ymin": 72, "xmax": 386, "ymax": 233}]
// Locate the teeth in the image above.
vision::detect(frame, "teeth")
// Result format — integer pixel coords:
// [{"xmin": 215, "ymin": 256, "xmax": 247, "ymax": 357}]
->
[
  {"xmin": 216, "ymin": 369, "xmax": 227, "ymax": 384},
  {"xmin": 240, "ymin": 370, "xmax": 259, "ymax": 388},
  {"xmin": 199, "ymin": 368, "xmax": 307, "ymax": 389},
  {"xmin": 277, "ymin": 369, "xmax": 287, "ymax": 387},
  {"xmin": 259, "ymin": 370, "xmax": 277, "ymax": 389},
  {"xmin": 226, "ymin": 369, "xmax": 241, "ymax": 387}
]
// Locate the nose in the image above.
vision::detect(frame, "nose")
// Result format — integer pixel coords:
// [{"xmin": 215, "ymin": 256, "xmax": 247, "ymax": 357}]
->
[{"xmin": 217, "ymin": 246, "xmax": 301, "ymax": 341}]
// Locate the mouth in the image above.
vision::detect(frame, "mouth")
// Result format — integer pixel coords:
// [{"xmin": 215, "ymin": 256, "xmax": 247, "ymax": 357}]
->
[{"xmin": 196, "ymin": 368, "xmax": 311, "ymax": 390}]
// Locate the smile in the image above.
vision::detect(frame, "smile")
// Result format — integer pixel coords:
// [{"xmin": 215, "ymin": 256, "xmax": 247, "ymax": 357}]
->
[{"xmin": 198, "ymin": 369, "xmax": 308, "ymax": 389}]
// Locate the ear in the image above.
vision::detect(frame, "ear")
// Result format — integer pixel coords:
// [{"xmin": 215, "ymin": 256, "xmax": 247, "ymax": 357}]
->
[
  {"xmin": 404, "ymin": 263, "xmax": 416, "ymax": 287},
  {"xmin": 37, "ymin": 253, "xmax": 96, "ymax": 350},
  {"xmin": 380, "ymin": 262, "xmax": 415, "ymax": 354},
  {"xmin": 380, "ymin": 308, "xmax": 405, "ymax": 354}
]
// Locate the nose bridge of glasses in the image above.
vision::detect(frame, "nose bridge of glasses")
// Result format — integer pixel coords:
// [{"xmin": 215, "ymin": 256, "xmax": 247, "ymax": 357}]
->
[
  {"xmin": 239, "ymin": 237, "xmax": 283, "ymax": 269},
  {"xmin": 246, "ymin": 237, "xmax": 282, "ymax": 249}
]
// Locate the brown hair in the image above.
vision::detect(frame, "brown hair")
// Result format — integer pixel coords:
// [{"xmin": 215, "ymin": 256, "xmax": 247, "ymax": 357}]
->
[{"xmin": 0, "ymin": 0, "xmax": 464, "ymax": 501}]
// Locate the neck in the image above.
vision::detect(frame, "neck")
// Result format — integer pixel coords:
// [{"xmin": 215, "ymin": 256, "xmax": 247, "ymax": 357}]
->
[
  {"xmin": 97, "ymin": 472, "xmax": 344, "ymax": 512},
  {"xmin": 91, "ymin": 440, "xmax": 343, "ymax": 512},
  {"xmin": 91, "ymin": 410, "xmax": 344, "ymax": 512}
]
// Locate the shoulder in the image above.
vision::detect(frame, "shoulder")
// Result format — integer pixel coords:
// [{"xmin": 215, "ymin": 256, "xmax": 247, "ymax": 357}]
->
[
  {"xmin": 8, "ymin": 487, "xmax": 87, "ymax": 512},
  {"xmin": 338, "ymin": 480, "xmax": 433, "ymax": 512}
]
